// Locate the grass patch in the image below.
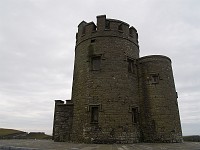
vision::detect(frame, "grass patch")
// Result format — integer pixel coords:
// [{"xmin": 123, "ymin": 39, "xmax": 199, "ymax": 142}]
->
[
  {"xmin": 26, "ymin": 132, "xmax": 52, "ymax": 139},
  {"xmin": 0, "ymin": 128, "xmax": 24, "ymax": 136},
  {"xmin": 0, "ymin": 128, "xmax": 52, "ymax": 139}
]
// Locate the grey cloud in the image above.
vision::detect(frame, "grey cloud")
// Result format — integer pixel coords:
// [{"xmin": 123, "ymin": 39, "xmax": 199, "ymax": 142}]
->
[{"xmin": 182, "ymin": 123, "xmax": 200, "ymax": 135}]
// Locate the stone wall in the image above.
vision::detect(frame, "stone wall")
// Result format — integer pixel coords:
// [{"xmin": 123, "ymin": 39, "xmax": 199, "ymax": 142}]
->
[
  {"xmin": 52, "ymin": 100, "xmax": 73, "ymax": 142},
  {"xmin": 70, "ymin": 15, "xmax": 140, "ymax": 143},
  {"xmin": 137, "ymin": 55, "xmax": 182, "ymax": 142}
]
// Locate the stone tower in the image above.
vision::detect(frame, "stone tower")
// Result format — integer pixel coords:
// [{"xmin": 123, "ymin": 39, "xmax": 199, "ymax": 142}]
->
[
  {"xmin": 137, "ymin": 56, "xmax": 182, "ymax": 142},
  {"xmin": 53, "ymin": 15, "xmax": 182, "ymax": 143}
]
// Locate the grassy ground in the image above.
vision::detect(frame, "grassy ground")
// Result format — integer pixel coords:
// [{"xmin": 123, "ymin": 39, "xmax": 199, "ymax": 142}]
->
[
  {"xmin": 0, "ymin": 128, "xmax": 51, "ymax": 139},
  {"xmin": 26, "ymin": 132, "xmax": 52, "ymax": 139},
  {"xmin": 0, "ymin": 128, "xmax": 24, "ymax": 136}
]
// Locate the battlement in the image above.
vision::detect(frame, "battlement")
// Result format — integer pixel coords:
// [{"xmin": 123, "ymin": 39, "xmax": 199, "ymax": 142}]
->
[
  {"xmin": 53, "ymin": 99, "xmax": 73, "ymax": 142},
  {"xmin": 76, "ymin": 15, "xmax": 138, "ymax": 45},
  {"xmin": 55, "ymin": 100, "xmax": 73, "ymax": 105}
]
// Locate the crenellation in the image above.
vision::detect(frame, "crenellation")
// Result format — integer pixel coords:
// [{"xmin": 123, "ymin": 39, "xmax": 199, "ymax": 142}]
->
[
  {"xmin": 77, "ymin": 21, "xmax": 87, "ymax": 38},
  {"xmin": 122, "ymin": 22, "xmax": 130, "ymax": 35},
  {"xmin": 97, "ymin": 15, "xmax": 106, "ymax": 31},
  {"xmin": 55, "ymin": 100, "xmax": 64, "ymax": 104},
  {"xmin": 76, "ymin": 15, "xmax": 138, "ymax": 47},
  {"xmin": 129, "ymin": 26, "xmax": 138, "ymax": 43},
  {"xmin": 85, "ymin": 22, "xmax": 96, "ymax": 34}
]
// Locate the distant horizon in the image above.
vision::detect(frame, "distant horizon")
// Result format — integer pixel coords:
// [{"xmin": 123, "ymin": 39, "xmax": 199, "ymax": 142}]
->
[{"xmin": 0, "ymin": 127, "xmax": 51, "ymax": 136}]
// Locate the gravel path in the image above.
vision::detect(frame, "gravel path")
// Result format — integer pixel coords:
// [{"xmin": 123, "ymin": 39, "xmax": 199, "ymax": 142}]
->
[{"xmin": 0, "ymin": 140, "xmax": 200, "ymax": 150}]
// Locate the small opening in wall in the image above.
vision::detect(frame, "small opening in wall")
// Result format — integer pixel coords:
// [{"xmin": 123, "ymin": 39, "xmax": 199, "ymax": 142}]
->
[
  {"xmin": 132, "ymin": 107, "xmax": 139, "ymax": 124},
  {"xmin": 127, "ymin": 58, "xmax": 135, "ymax": 74},
  {"xmin": 91, "ymin": 39, "xmax": 96, "ymax": 43},
  {"xmin": 91, "ymin": 106, "xmax": 99, "ymax": 123},
  {"xmin": 91, "ymin": 56, "xmax": 101, "ymax": 71},
  {"xmin": 150, "ymin": 74, "xmax": 159, "ymax": 84}
]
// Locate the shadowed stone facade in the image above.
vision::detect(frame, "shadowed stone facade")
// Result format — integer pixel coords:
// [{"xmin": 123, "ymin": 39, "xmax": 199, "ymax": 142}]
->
[{"xmin": 52, "ymin": 15, "xmax": 182, "ymax": 143}]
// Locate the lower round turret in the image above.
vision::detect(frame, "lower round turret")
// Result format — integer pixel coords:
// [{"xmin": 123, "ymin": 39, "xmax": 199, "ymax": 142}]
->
[{"xmin": 137, "ymin": 55, "xmax": 182, "ymax": 142}]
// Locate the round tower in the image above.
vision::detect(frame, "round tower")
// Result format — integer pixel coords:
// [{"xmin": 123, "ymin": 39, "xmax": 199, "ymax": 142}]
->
[
  {"xmin": 70, "ymin": 15, "xmax": 140, "ymax": 143},
  {"xmin": 137, "ymin": 55, "xmax": 182, "ymax": 142}
]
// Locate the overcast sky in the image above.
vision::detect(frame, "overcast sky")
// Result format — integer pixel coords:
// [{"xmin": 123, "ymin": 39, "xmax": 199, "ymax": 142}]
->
[{"xmin": 0, "ymin": 0, "xmax": 199, "ymax": 136}]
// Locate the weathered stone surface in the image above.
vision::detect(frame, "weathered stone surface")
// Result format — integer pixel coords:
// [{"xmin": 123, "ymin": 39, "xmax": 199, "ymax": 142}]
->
[
  {"xmin": 52, "ymin": 15, "xmax": 182, "ymax": 143},
  {"xmin": 52, "ymin": 100, "xmax": 73, "ymax": 142},
  {"xmin": 138, "ymin": 55, "xmax": 182, "ymax": 142}
]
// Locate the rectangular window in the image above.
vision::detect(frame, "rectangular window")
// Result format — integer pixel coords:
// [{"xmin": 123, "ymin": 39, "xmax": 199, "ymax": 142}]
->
[
  {"xmin": 128, "ymin": 58, "xmax": 135, "ymax": 73},
  {"xmin": 132, "ymin": 107, "xmax": 139, "ymax": 124},
  {"xmin": 91, "ymin": 56, "xmax": 101, "ymax": 71},
  {"xmin": 91, "ymin": 107, "xmax": 99, "ymax": 123},
  {"xmin": 150, "ymin": 74, "xmax": 159, "ymax": 84}
]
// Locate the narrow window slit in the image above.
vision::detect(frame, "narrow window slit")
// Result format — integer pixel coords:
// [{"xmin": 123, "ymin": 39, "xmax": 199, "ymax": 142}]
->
[
  {"xmin": 91, "ymin": 56, "xmax": 101, "ymax": 71},
  {"xmin": 132, "ymin": 107, "xmax": 139, "ymax": 124},
  {"xmin": 91, "ymin": 107, "xmax": 99, "ymax": 123},
  {"xmin": 127, "ymin": 58, "xmax": 135, "ymax": 74}
]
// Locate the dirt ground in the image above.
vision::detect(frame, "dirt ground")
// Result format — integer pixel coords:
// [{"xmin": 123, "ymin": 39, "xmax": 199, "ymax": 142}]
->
[{"xmin": 0, "ymin": 140, "xmax": 200, "ymax": 150}]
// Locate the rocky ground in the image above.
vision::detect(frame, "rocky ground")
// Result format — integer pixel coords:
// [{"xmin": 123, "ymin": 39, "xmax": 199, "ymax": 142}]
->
[{"xmin": 0, "ymin": 140, "xmax": 200, "ymax": 150}]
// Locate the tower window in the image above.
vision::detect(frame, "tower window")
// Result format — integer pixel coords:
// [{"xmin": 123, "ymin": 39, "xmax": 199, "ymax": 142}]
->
[
  {"xmin": 91, "ymin": 106, "xmax": 99, "ymax": 123},
  {"xmin": 150, "ymin": 74, "xmax": 159, "ymax": 84},
  {"xmin": 105, "ymin": 20, "xmax": 110, "ymax": 30},
  {"xmin": 127, "ymin": 58, "xmax": 135, "ymax": 73},
  {"xmin": 91, "ymin": 56, "xmax": 101, "ymax": 71},
  {"xmin": 132, "ymin": 107, "xmax": 139, "ymax": 124}
]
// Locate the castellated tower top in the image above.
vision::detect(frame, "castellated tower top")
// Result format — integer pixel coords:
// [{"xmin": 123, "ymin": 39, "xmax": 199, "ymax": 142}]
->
[{"xmin": 76, "ymin": 15, "xmax": 138, "ymax": 47}]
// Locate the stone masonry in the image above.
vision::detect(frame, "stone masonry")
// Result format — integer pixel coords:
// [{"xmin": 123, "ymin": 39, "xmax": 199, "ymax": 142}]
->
[{"xmin": 52, "ymin": 15, "xmax": 183, "ymax": 143}]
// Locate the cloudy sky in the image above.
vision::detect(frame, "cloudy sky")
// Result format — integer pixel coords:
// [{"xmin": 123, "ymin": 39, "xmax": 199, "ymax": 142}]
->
[{"xmin": 0, "ymin": 0, "xmax": 199, "ymax": 136}]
